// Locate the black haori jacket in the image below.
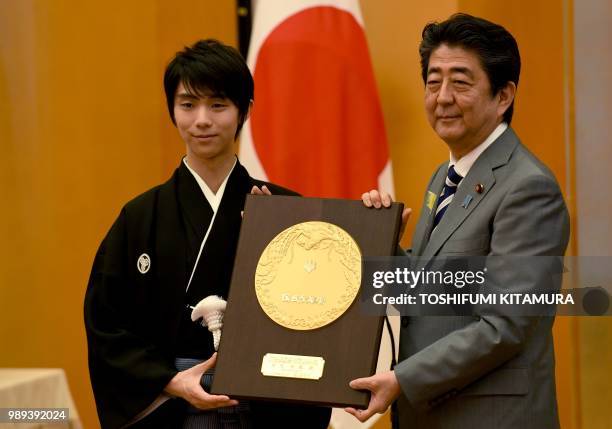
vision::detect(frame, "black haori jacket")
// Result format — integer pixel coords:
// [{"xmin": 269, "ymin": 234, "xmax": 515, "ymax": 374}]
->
[{"xmin": 84, "ymin": 159, "xmax": 331, "ymax": 428}]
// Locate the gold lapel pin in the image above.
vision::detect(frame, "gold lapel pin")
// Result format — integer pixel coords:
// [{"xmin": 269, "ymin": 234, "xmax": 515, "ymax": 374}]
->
[{"xmin": 475, "ymin": 183, "xmax": 485, "ymax": 194}]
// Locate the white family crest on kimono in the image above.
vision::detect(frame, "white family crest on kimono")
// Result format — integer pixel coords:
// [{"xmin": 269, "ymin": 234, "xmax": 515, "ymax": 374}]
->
[{"xmin": 137, "ymin": 253, "xmax": 151, "ymax": 274}]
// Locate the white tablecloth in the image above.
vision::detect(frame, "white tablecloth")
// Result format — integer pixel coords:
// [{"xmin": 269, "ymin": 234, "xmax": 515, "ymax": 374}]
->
[{"xmin": 0, "ymin": 368, "xmax": 82, "ymax": 429}]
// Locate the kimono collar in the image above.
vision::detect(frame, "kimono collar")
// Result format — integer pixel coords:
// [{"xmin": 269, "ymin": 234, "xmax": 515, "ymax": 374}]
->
[{"xmin": 182, "ymin": 157, "xmax": 237, "ymax": 213}]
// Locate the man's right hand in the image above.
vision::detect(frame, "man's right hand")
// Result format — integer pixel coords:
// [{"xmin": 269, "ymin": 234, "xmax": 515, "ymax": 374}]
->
[
  {"xmin": 164, "ymin": 353, "xmax": 238, "ymax": 410},
  {"xmin": 361, "ymin": 190, "xmax": 412, "ymax": 241}
]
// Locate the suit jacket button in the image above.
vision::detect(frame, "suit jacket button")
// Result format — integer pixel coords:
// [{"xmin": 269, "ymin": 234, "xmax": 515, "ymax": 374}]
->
[{"xmin": 401, "ymin": 317, "xmax": 409, "ymax": 327}]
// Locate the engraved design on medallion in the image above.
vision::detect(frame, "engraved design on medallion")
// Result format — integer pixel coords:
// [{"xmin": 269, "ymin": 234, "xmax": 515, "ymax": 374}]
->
[
  {"xmin": 303, "ymin": 260, "xmax": 316, "ymax": 273},
  {"xmin": 255, "ymin": 221, "xmax": 362, "ymax": 330}
]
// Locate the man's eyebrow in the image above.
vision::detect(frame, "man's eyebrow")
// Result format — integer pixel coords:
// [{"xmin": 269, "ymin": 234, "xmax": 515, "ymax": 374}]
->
[
  {"xmin": 175, "ymin": 92, "xmax": 226, "ymax": 100},
  {"xmin": 427, "ymin": 66, "xmax": 442, "ymax": 76},
  {"xmin": 175, "ymin": 92, "xmax": 199, "ymax": 100},
  {"xmin": 449, "ymin": 66, "xmax": 474, "ymax": 77},
  {"xmin": 427, "ymin": 66, "xmax": 474, "ymax": 78}
]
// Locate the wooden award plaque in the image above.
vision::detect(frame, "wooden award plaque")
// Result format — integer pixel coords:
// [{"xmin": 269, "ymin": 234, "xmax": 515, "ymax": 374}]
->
[{"xmin": 211, "ymin": 195, "xmax": 403, "ymax": 408}]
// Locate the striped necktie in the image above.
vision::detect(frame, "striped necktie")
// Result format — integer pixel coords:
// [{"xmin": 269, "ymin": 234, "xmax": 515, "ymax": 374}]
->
[{"xmin": 432, "ymin": 165, "xmax": 463, "ymax": 229}]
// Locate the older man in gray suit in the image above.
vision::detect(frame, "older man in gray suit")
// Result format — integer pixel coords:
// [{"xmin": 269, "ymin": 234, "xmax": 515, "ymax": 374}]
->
[{"xmin": 346, "ymin": 13, "xmax": 570, "ymax": 428}]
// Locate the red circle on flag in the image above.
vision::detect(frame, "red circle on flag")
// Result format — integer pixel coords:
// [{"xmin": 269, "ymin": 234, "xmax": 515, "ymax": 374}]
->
[{"xmin": 251, "ymin": 6, "xmax": 389, "ymax": 198}]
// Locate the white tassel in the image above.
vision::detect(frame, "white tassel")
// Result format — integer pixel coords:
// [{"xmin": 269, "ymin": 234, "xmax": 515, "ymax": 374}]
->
[{"xmin": 191, "ymin": 295, "xmax": 227, "ymax": 351}]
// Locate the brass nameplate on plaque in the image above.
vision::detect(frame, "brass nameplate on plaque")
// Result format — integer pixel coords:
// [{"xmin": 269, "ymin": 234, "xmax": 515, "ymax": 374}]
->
[
  {"xmin": 261, "ymin": 353, "xmax": 325, "ymax": 380},
  {"xmin": 255, "ymin": 221, "xmax": 362, "ymax": 330}
]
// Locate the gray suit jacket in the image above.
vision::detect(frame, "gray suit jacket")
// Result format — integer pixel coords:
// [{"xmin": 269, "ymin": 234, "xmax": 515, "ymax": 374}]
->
[{"xmin": 394, "ymin": 127, "xmax": 569, "ymax": 428}]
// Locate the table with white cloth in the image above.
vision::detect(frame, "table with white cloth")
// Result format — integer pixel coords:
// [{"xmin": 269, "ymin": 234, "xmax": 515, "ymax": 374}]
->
[{"xmin": 0, "ymin": 369, "xmax": 82, "ymax": 429}]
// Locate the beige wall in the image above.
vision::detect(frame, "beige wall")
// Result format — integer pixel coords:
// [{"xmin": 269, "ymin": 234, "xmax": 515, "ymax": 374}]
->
[{"xmin": 1, "ymin": 1, "xmax": 607, "ymax": 428}]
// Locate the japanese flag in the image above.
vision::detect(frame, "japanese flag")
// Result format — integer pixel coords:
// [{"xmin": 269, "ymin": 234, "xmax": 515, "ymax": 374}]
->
[{"xmin": 239, "ymin": 0, "xmax": 394, "ymax": 199}]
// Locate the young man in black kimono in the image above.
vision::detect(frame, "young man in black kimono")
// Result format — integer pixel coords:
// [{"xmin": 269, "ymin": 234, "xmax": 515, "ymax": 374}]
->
[{"xmin": 84, "ymin": 39, "xmax": 331, "ymax": 429}]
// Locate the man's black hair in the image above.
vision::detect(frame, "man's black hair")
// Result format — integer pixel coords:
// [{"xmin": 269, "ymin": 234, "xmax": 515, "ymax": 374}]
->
[
  {"xmin": 164, "ymin": 39, "xmax": 253, "ymax": 137},
  {"xmin": 419, "ymin": 13, "xmax": 521, "ymax": 124}
]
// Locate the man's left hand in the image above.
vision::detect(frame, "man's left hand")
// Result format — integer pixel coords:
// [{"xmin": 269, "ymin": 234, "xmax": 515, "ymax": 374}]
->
[
  {"xmin": 250, "ymin": 185, "xmax": 272, "ymax": 195},
  {"xmin": 345, "ymin": 370, "xmax": 402, "ymax": 422},
  {"xmin": 242, "ymin": 185, "xmax": 273, "ymax": 218}
]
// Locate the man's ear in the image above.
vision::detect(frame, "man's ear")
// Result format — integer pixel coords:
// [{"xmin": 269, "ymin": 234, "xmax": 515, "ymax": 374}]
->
[{"xmin": 498, "ymin": 81, "xmax": 516, "ymax": 117}]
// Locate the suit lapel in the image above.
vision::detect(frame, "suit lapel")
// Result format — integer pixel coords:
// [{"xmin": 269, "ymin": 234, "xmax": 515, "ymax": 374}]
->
[
  {"xmin": 422, "ymin": 164, "xmax": 496, "ymax": 259},
  {"xmin": 412, "ymin": 165, "xmax": 447, "ymax": 256},
  {"xmin": 421, "ymin": 127, "xmax": 519, "ymax": 259}
]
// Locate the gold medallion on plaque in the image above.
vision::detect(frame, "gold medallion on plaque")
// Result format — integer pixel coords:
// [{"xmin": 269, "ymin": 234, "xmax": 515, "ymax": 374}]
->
[{"xmin": 255, "ymin": 221, "xmax": 362, "ymax": 330}]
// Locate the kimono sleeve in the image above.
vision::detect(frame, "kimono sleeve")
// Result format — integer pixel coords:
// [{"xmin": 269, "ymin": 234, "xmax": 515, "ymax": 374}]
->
[{"xmin": 84, "ymin": 208, "xmax": 178, "ymax": 429}]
